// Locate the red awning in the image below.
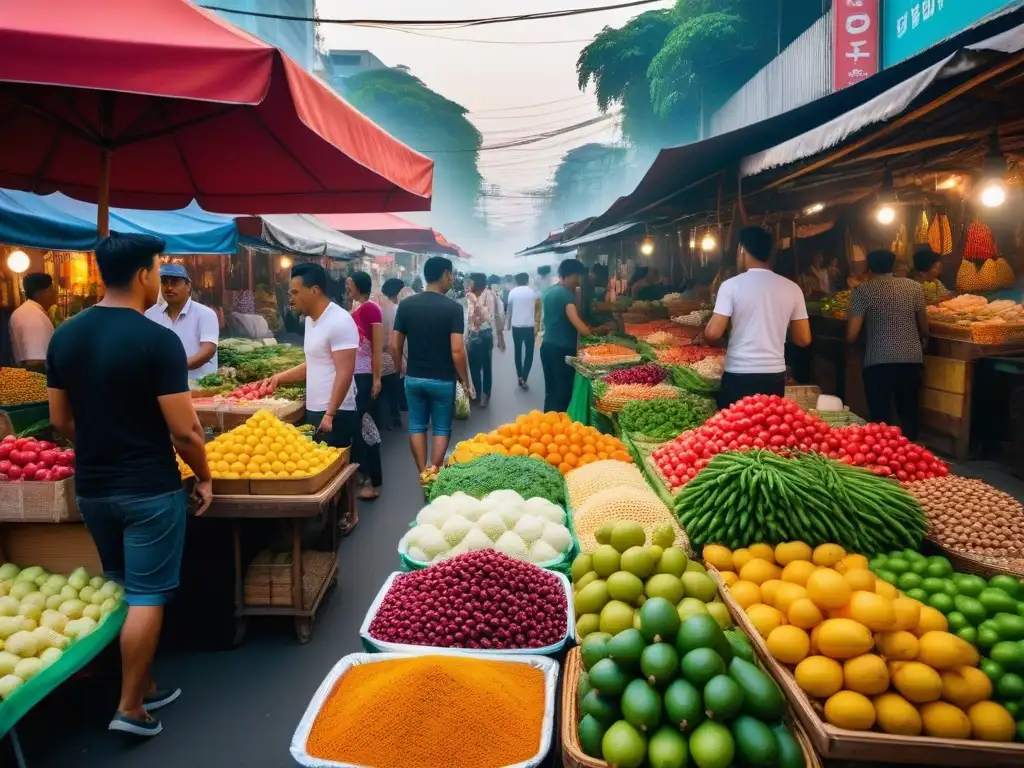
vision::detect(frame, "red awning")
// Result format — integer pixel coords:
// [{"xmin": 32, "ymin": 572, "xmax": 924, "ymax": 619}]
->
[
  {"xmin": 317, "ymin": 213, "xmax": 459, "ymax": 256},
  {"xmin": 0, "ymin": 0, "xmax": 433, "ymax": 215}
]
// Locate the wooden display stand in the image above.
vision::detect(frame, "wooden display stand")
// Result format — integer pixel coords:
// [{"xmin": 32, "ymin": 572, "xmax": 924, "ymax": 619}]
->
[{"xmin": 193, "ymin": 399, "xmax": 305, "ymax": 431}]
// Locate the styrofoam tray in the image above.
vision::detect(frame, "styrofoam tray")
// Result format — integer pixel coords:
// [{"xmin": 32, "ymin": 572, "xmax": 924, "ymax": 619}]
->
[
  {"xmin": 359, "ymin": 570, "xmax": 575, "ymax": 656},
  {"xmin": 290, "ymin": 651, "xmax": 559, "ymax": 768}
]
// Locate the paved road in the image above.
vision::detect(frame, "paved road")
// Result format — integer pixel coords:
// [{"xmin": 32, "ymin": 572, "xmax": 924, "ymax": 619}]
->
[{"xmin": 14, "ymin": 346, "xmax": 546, "ymax": 768}]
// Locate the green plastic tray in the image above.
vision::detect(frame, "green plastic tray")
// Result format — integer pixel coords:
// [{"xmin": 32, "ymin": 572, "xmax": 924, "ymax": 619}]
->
[{"xmin": 0, "ymin": 604, "xmax": 127, "ymax": 739}]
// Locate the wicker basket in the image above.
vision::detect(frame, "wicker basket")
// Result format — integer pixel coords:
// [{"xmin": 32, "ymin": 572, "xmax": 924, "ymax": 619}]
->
[
  {"xmin": 561, "ymin": 647, "xmax": 822, "ymax": 768},
  {"xmin": 785, "ymin": 385, "xmax": 821, "ymax": 410},
  {"xmin": 923, "ymin": 538, "xmax": 1024, "ymax": 578}
]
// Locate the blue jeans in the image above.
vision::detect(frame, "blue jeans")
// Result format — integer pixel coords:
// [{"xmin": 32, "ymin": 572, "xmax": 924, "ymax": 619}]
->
[
  {"xmin": 404, "ymin": 376, "xmax": 456, "ymax": 436},
  {"xmin": 77, "ymin": 489, "xmax": 188, "ymax": 607}
]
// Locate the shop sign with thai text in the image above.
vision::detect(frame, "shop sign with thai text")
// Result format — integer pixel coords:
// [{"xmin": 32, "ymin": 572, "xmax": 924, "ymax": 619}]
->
[
  {"xmin": 834, "ymin": 0, "xmax": 880, "ymax": 90},
  {"xmin": 882, "ymin": 0, "xmax": 1015, "ymax": 67}
]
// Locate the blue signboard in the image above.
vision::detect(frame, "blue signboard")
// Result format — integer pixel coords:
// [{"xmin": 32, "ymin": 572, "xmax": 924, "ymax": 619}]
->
[{"xmin": 882, "ymin": 0, "xmax": 1016, "ymax": 67}]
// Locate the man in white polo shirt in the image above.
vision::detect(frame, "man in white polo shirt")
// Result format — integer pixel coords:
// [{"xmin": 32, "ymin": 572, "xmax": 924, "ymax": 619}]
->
[
  {"xmin": 10, "ymin": 272, "xmax": 56, "ymax": 368},
  {"xmin": 144, "ymin": 264, "xmax": 219, "ymax": 379}
]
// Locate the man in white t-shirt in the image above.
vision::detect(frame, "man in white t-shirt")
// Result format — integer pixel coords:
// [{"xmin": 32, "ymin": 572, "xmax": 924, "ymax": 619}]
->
[
  {"xmin": 506, "ymin": 272, "xmax": 540, "ymax": 389},
  {"xmin": 701, "ymin": 227, "xmax": 812, "ymax": 408},
  {"xmin": 269, "ymin": 263, "xmax": 359, "ymax": 451},
  {"xmin": 143, "ymin": 264, "xmax": 219, "ymax": 379},
  {"xmin": 10, "ymin": 273, "xmax": 56, "ymax": 368}
]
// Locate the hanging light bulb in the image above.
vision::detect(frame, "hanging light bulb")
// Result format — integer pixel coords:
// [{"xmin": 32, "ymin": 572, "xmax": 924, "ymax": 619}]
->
[
  {"xmin": 700, "ymin": 232, "xmax": 717, "ymax": 252},
  {"xmin": 6, "ymin": 250, "xmax": 30, "ymax": 274},
  {"xmin": 639, "ymin": 236, "xmax": 655, "ymax": 256},
  {"xmin": 279, "ymin": 256, "xmax": 293, "ymax": 270},
  {"xmin": 874, "ymin": 169, "xmax": 898, "ymax": 225},
  {"xmin": 875, "ymin": 205, "xmax": 897, "ymax": 225},
  {"xmin": 980, "ymin": 182, "xmax": 1007, "ymax": 208},
  {"xmin": 977, "ymin": 131, "xmax": 1008, "ymax": 208},
  {"xmin": 803, "ymin": 203, "xmax": 824, "ymax": 215}
]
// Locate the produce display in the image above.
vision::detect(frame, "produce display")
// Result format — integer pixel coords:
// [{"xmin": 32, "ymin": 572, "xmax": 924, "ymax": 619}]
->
[
  {"xmin": 579, "ymin": 343, "xmax": 642, "ymax": 366},
  {"xmin": 870, "ymin": 551, "xmax": 1024, "ymax": 736},
  {"xmin": 652, "ymin": 395, "xmax": 947, "ymax": 490},
  {"xmin": 676, "ymin": 451, "xmax": 927, "ymax": 552},
  {"xmin": 224, "ymin": 380, "xmax": 304, "ymax": 402},
  {"xmin": 821, "ymin": 291, "xmax": 850, "ymax": 319},
  {"xmin": 575, "ymin": 610, "xmax": 804, "ymax": 768},
  {"xmin": 670, "ymin": 310, "xmax": 706, "ymax": 326},
  {"xmin": 446, "ymin": 411, "xmax": 632, "ymax": 472},
  {"xmin": 566, "ymin": 460, "xmax": 651, "ymax": 510},
  {"xmin": 574, "ymin": 489, "xmax": 689, "ymax": 554},
  {"xmin": 619, "ymin": 395, "xmax": 715, "ymax": 441},
  {"xmin": 0, "ymin": 435, "xmax": 76, "ymax": 483},
  {"xmin": 624, "ymin": 321, "xmax": 677, "ymax": 338},
  {"xmin": 204, "ymin": 409, "xmax": 341, "ymax": 480},
  {"xmin": 0, "ymin": 562, "xmax": 123, "ymax": 699},
  {"xmin": 594, "ymin": 382, "xmax": 683, "ymax": 413},
  {"xmin": 216, "ymin": 338, "xmax": 305, "ymax": 381},
  {"xmin": 0, "ymin": 368, "xmax": 47, "ymax": 406},
  {"xmin": 907, "ymin": 476, "xmax": 1024, "ymax": 566},
  {"xmin": 957, "ymin": 221, "xmax": 1016, "ymax": 292},
  {"xmin": 928, "ymin": 295, "xmax": 1024, "ymax": 326},
  {"xmin": 668, "ymin": 360, "xmax": 724, "ymax": 392},
  {"xmin": 571, "ymin": 519, "xmax": 723, "ymax": 641},
  {"xmin": 399, "ymin": 490, "xmax": 573, "ymax": 566},
  {"xmin": 367, "ymin": 551, "xmax": 568, "ymax": 650},
  {"xmin": 304, "ymin": 655, "xmax": 547, "ymax": 768},
  {"xmin": 603, "ymin": 363, "xmax": 668, "ymax": 386},
  {"xmin": 429, "ymin": 454, "xmax": 566, "ymax": 505},
  {"xmin": 650, "ymin": 347, "xmax": 723, "ymax": 366},
  {"xmin": 714, "ymin": 544, "xmax": 1019, "ymax": 741}
]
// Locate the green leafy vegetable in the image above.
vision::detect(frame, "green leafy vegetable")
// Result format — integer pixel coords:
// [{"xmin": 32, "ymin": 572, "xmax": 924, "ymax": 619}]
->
[
  {"xmin": 619, "ymin": 395, "xmax": 714, "ymax": 441},
  {"xmin": 429, "ymin": 454, "xmax": 565, "ymax": 505}
]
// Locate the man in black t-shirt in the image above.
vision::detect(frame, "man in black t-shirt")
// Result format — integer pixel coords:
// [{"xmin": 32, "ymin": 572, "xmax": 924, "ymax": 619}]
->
[
  {"xmin": 47, "ymin": 233, "xmax": 212, "ymax": 738},
  {"xmin": 390, "ymin": 256, "xmax": 472, "ymax": 473}
]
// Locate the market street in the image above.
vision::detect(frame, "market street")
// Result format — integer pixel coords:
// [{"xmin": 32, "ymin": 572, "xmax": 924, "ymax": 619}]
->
[{"xmin": 14, "ymin": 350, "xmax": 548, "ymax": 768}]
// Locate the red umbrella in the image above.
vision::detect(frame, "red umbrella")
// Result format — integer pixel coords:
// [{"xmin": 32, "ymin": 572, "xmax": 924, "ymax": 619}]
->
[
  {"xmin": 317, "ymin": 213, "xmax": 459, "ymax": 256},
  {"xmin": 0, "ymin": 0, "xmax": 433, "ymax": 233}
]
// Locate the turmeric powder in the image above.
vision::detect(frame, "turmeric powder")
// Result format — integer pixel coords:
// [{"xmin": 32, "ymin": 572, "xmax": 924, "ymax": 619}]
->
[{"xmin": 305, "ymin": 655, "xmax": 546, "ymax": 767}]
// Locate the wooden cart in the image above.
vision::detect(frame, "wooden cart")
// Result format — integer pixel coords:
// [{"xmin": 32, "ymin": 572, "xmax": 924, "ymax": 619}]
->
[{"xmin": 203, "ymin": 462, "xmax": 359, "ymax": 645}]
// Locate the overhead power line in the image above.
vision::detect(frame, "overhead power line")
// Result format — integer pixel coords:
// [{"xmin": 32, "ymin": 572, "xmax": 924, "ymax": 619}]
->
[
  {"xmin": 358, "ymin": 26, "xmax": 595, "ymax": 45},
  {"xmin": 201, "ymin": 1, "xmax": 666, "ymax": 28},
  {"xmin": 430, "ymin": 113, "xmax": 617, "ymax": 153},
  {"xmin": 469, "ymin": 96, "xmax": 593, "ymax": 115}
]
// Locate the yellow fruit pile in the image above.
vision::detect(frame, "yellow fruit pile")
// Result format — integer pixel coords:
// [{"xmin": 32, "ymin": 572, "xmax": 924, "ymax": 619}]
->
[
  {"xmin": 0, "ymin": 367, "xmax": 48, "ymax": 406},
  {"xmin": 448, "ymin": 411, "xmax": 631, "ymax": 474},
  {"xmin": 708, "ymin": 541, "xmax": 1016, "ymax": 742},
  {"xmin": 205, "ymin": 409, "xmax": 341, "ymax": 480}
]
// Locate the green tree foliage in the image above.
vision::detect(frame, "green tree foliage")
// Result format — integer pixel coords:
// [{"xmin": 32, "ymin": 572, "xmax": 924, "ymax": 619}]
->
[{"xmin": 338, "ymin": 68, "xmax": 483, "ymax": 222}]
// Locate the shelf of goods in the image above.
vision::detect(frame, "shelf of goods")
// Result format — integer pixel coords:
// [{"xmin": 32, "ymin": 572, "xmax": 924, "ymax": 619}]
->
[
  {"xmin": 707, "ymin": 541, "xmax": 1024, "ymax": 765},
  {"xmin": 290, "ymin": 652, "xmax": 558, "ymax": 768},
  {"xmin": 0, "ymin": 435, "xmax": 79, "ymax": 527},
  {"xmin": 0, "ymin": 563, "xmax": 127, "ymax": 740},
  {"xmin": 564, "ymin": 517, "xmax": 818, "ymax": 768},
  {"xmin": 192, "ymin": 397, "xmax": 305, "ymax": 432}
]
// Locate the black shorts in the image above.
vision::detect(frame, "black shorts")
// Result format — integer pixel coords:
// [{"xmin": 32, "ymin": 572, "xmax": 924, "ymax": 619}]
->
[{"xmin": 716, "ymin": 371, "xmax": 786, "ymax": 409}]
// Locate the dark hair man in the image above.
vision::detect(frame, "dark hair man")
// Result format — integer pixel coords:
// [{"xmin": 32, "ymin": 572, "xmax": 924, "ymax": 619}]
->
[
  {"xmin": 47, "ymin": 233, "xmax": 212, "ymax": 736},
  {"xmin": 271, "ymin": 263, "xmax": 360, "ymax": 461},
  {"xmin": 344, "ymin": 270, "xmax": 384, "ymax": 499},
  {"xmin": 144, "ymin": 263, "xmax": 219, "ymax": 379},
  {"xmin": 847, "ymin": 250, "xmax": 929, "ymax": 439},
  {"xmin": 390, "ymin": 256, "xmax": 471, "ymax": 472},
  {"xmin": 506, "ymin": 271, "xmax": 540, "ymax": 389},
  {"xmin": 10, "ymin": 272, "xmax": 56, "ymax": 367},
  {"xmin": 703, "ymin": 226, "xmax": 812, "ymax": 408},
  {"xmin": 540, "ymin": 258, "xmax": 604, "ymax": 412},
  {"xmin": 912, "ymin": 247, "xmax": 943, "ymax": 283}
]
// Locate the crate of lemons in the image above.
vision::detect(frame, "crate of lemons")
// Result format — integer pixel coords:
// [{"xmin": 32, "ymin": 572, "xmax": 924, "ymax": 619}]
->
[
  {"xmin": 707, "ymin": 541, "xmax": 1020, "ymax": 743},
  {"xmin": 203, "ymin": 409, "xmax": 340, "ymax": 480}
]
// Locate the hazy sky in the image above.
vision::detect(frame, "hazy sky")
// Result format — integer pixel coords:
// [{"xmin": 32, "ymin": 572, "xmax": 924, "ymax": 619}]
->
[{"xmin": 319, "ymin": 0, "xmax": 675, "ymax": 238}]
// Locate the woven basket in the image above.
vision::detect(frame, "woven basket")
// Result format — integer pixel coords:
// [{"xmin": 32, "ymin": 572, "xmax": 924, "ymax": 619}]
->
[
  {"xmin": 785, "ymin": 385, "xmax": 821, "ymax": 410},
  {"xmin": 561, "ymin": 647, "xmax": 822, "ymax": 768},
  {"xmin": 923, "ymin": 538, "xmax": 1024, "ymax": 578}
]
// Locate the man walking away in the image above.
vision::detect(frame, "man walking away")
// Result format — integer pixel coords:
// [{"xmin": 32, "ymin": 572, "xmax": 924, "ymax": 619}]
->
[
  {"xmin": 702, "ymin": 226, "xmax": 811, "ymax": 408},
  {"xmin": 47, "ymin": 233, "xmax": 212, "ymax": 737},
  {"xmin": 540, "ymin": 258, "xmax": 603, "ymax": 413},
  {"xmin": 466, "ymin": 273, "xmax": 496, "ymax": 407},
  {"xmin": 144, "ymin": 264, "xmax": 219, "ymax": 380},
  {"xmin": 507, "ymin": 272, "xmax": 540, "ymax": 389},
  {"xmin": 391, "ymin": 256, "xmax": 473, "ymax": 472},
  {"xmin": 10, "ymin": 272, "xmax": 56, "ymax": 368},
  {"xmin": 847, "ymin": 249, "xmax": 929, "ymax": 439},
  {"xmin": 345, "ymin": 271, "xmax": 385, "ymax": 499}
]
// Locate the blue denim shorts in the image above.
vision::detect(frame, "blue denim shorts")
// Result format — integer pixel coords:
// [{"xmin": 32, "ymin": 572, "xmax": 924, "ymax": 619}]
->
[
  {"xmin": 77, "ymin": 489, "xmax": 188, "ymax": 607},
  {"xmin": 404, "ymin": 376, "xmax": 456, "ymax": 436}
]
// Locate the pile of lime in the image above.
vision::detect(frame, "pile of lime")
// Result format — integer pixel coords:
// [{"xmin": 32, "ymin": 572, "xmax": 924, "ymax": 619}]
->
[
  {"xmin": 571, "ymin": 520, "xmax": 729, "ymax": 640},
  {"xmin": 577, "ymin": 612, "xmax": 804, "ymax": 768},
  {"xmin": 871, "ymin": 549, "xmax": 1024, "ymax": 736}
]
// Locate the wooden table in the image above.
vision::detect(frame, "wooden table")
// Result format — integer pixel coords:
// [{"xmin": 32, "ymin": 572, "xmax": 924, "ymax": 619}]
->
[{"xmin": 203, "ymin": 462, "xmax": 360, "ymax": 645}]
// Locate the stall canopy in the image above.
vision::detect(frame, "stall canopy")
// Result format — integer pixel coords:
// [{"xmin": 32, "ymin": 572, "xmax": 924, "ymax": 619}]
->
[
  {"xmin": 0, "ymin": 189, "xmax": 237, "ymax": 254},
  {"xmin": 580, "ymin": 5, "xmax": 1024, "ymax": 235},
  {"xmin": 318, "ymin": 213, "xmax": 460, "ymax": 256},
  {"xmin": 515, "ymin": 218, "xmax": 596, "ymax": 256},
  {"xmin": 236, "ymin": 214, "xmax": 393, "ymax": 261},
  {"xmin": 0, "ymin": 0, "xmax": 434, "ymax": 229}
]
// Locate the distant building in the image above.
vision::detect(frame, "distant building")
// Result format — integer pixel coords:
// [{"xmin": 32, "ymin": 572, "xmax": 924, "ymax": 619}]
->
[
  {"xmin": 322, "ymin": 49, "xmax": 388, "ymax": 90},
  {"xmin": 207, "ymin": 0, "xmax": 316, "ymax": 72}
]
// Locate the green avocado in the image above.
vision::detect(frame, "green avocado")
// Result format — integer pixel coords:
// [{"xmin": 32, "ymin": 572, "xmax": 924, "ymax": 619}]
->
[
  {"xmin": 729, "ymin": 656, "xmax": 785, "ymax": 721},
  {"xmin": 640, "ymin": 597, "xmax": 682, "ymax": 644},
  {"xmin": 681, "ymin": 648, "xmax": 727, "ymax": 688},
  {"xmin": 703, "ymin": 674, "xmax": 744, "ymax": 720},
  {"xmin": 676, "ymin": 614, "xmax": 726, "ymax": 656},
  {"xmin": 688, "ymin": 720, "xmax": 735, "ymax": 768},
  {"xmin": 581, "ymin": 689, "xmax": 620, "ymax": 727},
  {"xmin": 581, "ymin": 633, "xmax": 612, "ymax": 671},
  {"xmin": 953, "ymin": 573, "xmax": 987, "ymax": 598},
  {"xmin": 993, "ymin": 612, "xmax": 1024, "ymax": 641},
  {"xmin": 725, "ymin": 629, "xmax": 756, "ymax": 663},
  {"xmin": 979, "ymin": 588, "xmax": 1018, "ymax": 616},
  {"xmin": 647, "ymin": 725, "xmax": 689, "ymax": 768},
  {"xmin": 621, "ymin": 678, "xmax": 663, "ymax": 733},
  {"xmin": 953, "ymin": 595, "xmax": 987, "ymax": 626},
  {"xmin": 732, "ymin": 714, "xmax": 779, "ymax": 767},
  {"xmin": 771, "ymin": 723, "xmax": 805, "ymax": 768},
  {"xmin": 989, "ymin": 574, "xmax": 1022, "ymax": 599},
  {"xmin": 663, "ymin": 678, "xmax": 704, "ymax": 733},
  {"xmin": 577, "ymin": 714, "xmax": 606, "ymax": 759},
  {"xmin": 577, "ymin": 670, "xmax": 592, "ymax": 705},
  {"xmin": 602, "ymin": 720, "xmax": 647, "ymax": 768},
  {"xmin": 589, "ymin": 658, "xmax": 629, "ymax": 697},
  {"xmin": 606, "ymin": 628, "xmax": 646, "ymax": 672},
  {"xmin": 640, "ymin": 642, "xmax": 680, "ymax": 687}
]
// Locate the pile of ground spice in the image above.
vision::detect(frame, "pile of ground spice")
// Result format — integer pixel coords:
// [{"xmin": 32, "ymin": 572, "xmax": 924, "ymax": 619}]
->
[{"xmin": 305, "ymin": 655, "xmax": 546, "ymax": 767}]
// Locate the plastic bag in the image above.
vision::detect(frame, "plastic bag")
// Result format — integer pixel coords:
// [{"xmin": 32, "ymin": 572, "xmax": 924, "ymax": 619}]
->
[{"xmin": 454, "ymin": 383, "xmax": 470, "ymax": 420}]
